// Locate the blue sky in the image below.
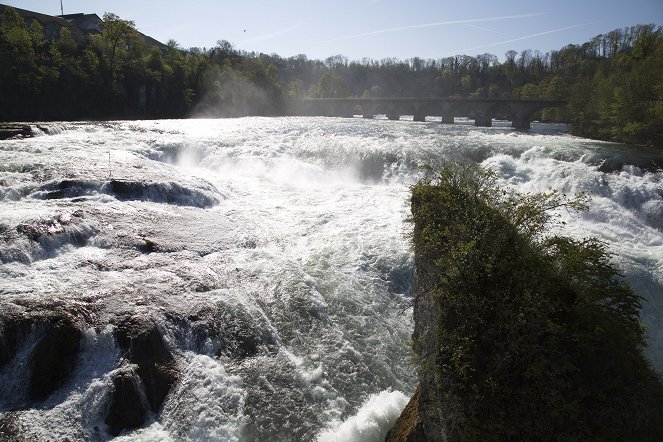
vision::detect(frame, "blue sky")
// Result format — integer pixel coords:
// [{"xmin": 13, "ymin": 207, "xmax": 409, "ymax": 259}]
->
[{"xmin": 6, "ymin": 0, "xmax": 663, "ymax": 60}]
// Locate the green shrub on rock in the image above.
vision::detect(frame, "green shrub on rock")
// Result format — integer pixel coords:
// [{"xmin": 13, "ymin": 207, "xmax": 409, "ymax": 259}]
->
[{"xmin": 410, "ymin": 163, "xmax": 663, "ymax": 441}]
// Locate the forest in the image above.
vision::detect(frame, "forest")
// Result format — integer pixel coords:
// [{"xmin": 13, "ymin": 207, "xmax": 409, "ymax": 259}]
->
[{"xmin": 0, "ymin": 6, "xmax": 661, "ymax": 145}]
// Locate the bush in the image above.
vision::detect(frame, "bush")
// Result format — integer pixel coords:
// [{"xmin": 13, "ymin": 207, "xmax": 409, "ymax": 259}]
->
[{"xmin": 410, "ymin": 163, "xmax": 663, "ymax": 441}]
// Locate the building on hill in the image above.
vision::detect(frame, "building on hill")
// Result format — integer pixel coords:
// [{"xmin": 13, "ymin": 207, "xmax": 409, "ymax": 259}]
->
[
  {"xmin": 0, "ymin": 4, "xmax": 165, "ymax": 50},
  {"xmin": 0, "ymin": 4, "xmax": 80, "ymax": 41},
  {"xmin": 59, "ymin": 13, "xmax": 103, "ymax": 34}
]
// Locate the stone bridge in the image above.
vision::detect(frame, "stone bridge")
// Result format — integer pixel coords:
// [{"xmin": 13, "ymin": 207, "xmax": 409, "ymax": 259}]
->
[{"xmin": 290, "ymin": 97, "xmax": 567, "ymax": 129}]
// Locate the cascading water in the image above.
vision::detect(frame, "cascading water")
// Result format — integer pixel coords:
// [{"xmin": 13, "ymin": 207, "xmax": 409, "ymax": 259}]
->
[{"xmin": 0, "ymin": 117, "xmax": 661, "ymax": 441}]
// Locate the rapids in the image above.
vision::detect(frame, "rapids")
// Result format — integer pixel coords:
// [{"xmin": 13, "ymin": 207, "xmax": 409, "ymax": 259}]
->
[{"xmin": 0, "ymin": 117, "xmax": 661, "ymax": 441}]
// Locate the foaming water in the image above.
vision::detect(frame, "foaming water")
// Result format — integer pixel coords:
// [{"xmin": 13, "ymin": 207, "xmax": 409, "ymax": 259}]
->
[
  {"xmin": 0, "ymin": 117, "xmax": 661, "ymax": 440},
  {"xmin": 316, "ymin": 390, "xmax": 409, "ymax": 442}
]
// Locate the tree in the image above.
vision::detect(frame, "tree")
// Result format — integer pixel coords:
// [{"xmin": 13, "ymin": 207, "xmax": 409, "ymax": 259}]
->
[
  {"xmin": 96, "ymin": 12, "xmax": 136, "ymax": 86},
  {"xmin": 313, "ymin": 73, "xmax": 349, "ymax": 98}
]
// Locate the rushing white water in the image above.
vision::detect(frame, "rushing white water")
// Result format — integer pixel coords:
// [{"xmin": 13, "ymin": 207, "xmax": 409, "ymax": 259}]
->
[{"xmin": 0, "ymin": 117, "xmax": 661, "ymax": 441}]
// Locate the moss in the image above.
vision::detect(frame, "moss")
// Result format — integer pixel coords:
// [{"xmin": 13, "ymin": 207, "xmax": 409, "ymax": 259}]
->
[{"xmin": 410, "ymin": 163, "xmax": 663, "ymax": 440}]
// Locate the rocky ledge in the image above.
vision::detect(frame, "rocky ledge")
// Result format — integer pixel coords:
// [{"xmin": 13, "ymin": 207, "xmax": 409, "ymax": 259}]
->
[
  {"xmin": 0, "ymin": 297, "xmax": 276, "ymax": 439},
  {"xmin": 0, "ymin": 125, "xmax": 32, "ymax": 140}
]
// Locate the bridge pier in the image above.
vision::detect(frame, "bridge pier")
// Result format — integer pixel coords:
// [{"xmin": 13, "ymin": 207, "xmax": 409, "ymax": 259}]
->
[
  {"xmin": 294, "ymin": 98, "xmax": 567, "ymax": 126},
  {"xmin": 511, "ymin": 114, "xmax": 531, "ymax": 129},
  {"xmin": 474, "ymin": 113, "xmax": 492, "ymax": 127}
]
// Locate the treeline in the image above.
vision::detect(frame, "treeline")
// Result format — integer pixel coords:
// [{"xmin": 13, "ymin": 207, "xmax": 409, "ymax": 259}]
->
[
  {"xmin": 276, "ymin": 24, "xmax": 663, "ymax": 145},
  {"xmin": 0, "ymin": 6, "xmax": 661, "ymax": 145}
]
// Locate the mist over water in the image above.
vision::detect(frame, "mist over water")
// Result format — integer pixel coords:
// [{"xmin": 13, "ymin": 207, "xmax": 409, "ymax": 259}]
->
[{"xmin": 1, "ymin": 117, "xmax": 662, "ymax": 441}]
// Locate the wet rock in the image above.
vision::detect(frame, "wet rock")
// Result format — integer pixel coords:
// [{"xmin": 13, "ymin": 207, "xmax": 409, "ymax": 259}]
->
[
  {"xmin": 105, "ymin": 179, "xmax": 219, "ymax": 208},
  {"xmin": 2, "ymin": 212, "xmax": 96, "ymax": 264},
  {"xmin": 166, "ymin": 306, "xmax": 277, "ymax": 360},
  {"xmin": 140, "ymin": 237, "xmax": 159, "ymax": 253},
  {"xmin": 0, "ymin": 412, "xmax": 23, "ymax": 442},
  {"xmin": 15, "ymin": 211, "xmax": 87, "ymax": 241},
  {"xmin": 0, "ymin": 313, "xmax": 32, "ymax": 369},
  {"xmin": 33, "ymin": 179, "xmax": 219, "ymax": 208},
  {"xmin": 28, "ymin": 318, "xmax": 82, "ymax": 402},
  {"xmin": 104, "ymin": 367, "xmax": 149, "ymax": 437},
  {"xmin": 0, "ymin": 125, "xmax": 31, "ymax": 140},
  {"xmin": 34, "ymin": 180, "xmax": 100, "ymax": 200},
  {"xmin": 385, "ymin": 386, "xmax": 426, "ymax": 442},
  {"xmin": 215, "ymin": 305, "xmax": 277, "ymax": 359},
  {"xmin": 114, "ymin": 317, "xmax": 179, "ymax": 412}
]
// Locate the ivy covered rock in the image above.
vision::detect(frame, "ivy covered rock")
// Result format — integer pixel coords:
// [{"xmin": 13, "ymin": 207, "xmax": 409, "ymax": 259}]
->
[{"xmin": 409, "ymin": 164, "xmax": 663, "ymax": 441}]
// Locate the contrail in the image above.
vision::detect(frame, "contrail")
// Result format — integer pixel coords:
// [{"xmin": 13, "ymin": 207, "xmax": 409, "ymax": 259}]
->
[
  {"xmin": 244, "ymin": 22, "xmax": 304, "ymax": 43},
  {"xmin": 448, "ymin": 22, "xmax": 599, "ymax": 55},
  {"xmin": 324, "ymin": 13, "xmax": 545, "ymax": 43},
  {"xmin": 463, "ymin": 23, "xmax": 516, "ymax": 39}
]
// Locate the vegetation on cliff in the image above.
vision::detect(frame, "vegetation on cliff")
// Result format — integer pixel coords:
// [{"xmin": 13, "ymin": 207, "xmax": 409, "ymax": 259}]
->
[
  {"xmin": 410, "ymin": 164, "xmax": 663, "ymax": 440},
  {"xmin": 0, "ymin": 6, "xmax": 661, "ymax": 144}
]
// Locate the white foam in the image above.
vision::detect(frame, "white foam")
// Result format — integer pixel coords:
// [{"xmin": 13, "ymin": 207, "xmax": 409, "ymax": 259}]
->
[
  {"xmin": 159, "ymin": 353, "xmax": 246, "ymax": 441},
  {"xmin": 316, "ymin": 390, "xmax": 410, "ymax": 442}
]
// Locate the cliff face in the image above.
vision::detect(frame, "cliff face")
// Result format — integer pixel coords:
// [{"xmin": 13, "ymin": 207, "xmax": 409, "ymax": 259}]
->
[
  {"xmin": 401, "ymin": 164, "xmax": 663, "ymax": 441},
  {"xmin": 412, "ymin": 274, "xmax": 447, "ymax": 442}
]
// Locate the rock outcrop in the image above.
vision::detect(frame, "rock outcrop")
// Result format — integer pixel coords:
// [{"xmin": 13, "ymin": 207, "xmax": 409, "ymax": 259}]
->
[
  {"xmin": 28, "ymin": 318, "xmax": 81, "ymax": 402},
  {"xmin": 0, "ymin": 125, "xmax": 31, "ymax": 140},
  {"xmin": 104, "ymin": 367, "xmax": 149, "ymax": 437},
  {"xmin": 112, "ymin": 316, "xmax": 179, "ymax": 410},
  {"xmin": 397, "ymin": 164, "xmax": 663, "ymax": 441},
  {"xmin": 0, "ymin": 314, "xmax": 32, "ymax": 369},
  {"xmin": 1, "ymin": 310, "xmax": 82, "ymax": 404}
]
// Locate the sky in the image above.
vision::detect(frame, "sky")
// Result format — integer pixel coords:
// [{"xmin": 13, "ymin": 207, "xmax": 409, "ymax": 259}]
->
[{"xmin": 5, "ymin": 0, "xmax": 663, "ymax": 61}]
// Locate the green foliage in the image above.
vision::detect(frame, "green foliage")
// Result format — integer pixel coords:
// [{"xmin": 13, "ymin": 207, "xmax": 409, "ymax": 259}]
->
[
  {"xmin": 411, "ymin": 163, "xmax": 663, "ymax": 440},
  {"xmin": 0, "ymin": 7, "xmax": 286, "ymax": 120},
  {"xmin": 565, "ymin": 29, "xmax": 663, "ymax": 145},
  {"xmin": 312, "ymin": 73, "xmax": 350, "ymax": 98},
  {"xmin": 95, "ymin": 12, "xmax": 137, "ymax": 87}
]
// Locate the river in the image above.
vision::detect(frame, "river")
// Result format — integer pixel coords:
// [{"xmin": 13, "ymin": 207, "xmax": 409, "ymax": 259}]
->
[{"xmin": 0, "ymin": 117, "xmax": 661, "ymax": 441}]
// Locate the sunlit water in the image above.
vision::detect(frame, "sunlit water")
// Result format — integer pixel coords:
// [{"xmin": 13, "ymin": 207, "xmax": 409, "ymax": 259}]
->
[{"xmin": 0, "ymin": 117, "xmax": 661, "ymax": 441}]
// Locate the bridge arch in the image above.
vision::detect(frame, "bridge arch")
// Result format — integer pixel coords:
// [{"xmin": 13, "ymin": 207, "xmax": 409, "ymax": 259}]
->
[{"xmin": 473, "ymin": 101, "xmax": 516, "ymax": 127}]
